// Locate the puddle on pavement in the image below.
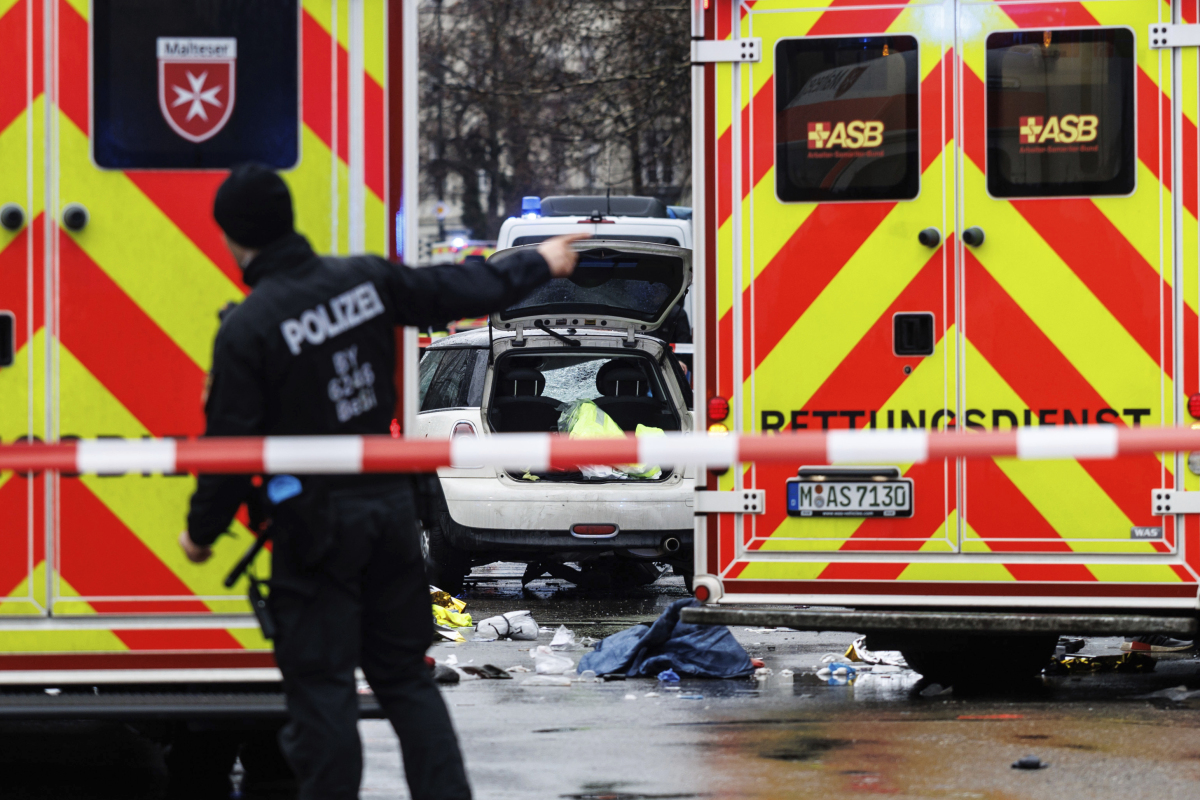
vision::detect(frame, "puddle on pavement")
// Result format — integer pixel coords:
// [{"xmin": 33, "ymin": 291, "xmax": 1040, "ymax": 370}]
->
[
  {"xmin": 759, "ymin": 735, "xmax": 853, "ymax": 762},
  {"xmin": 688, "ymin": 701, "xmax": 1200, "ymax": 799}
]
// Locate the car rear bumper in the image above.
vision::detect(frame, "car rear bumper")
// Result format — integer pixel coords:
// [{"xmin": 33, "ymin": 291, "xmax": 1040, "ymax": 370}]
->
[
  {"xmin": 443, "ymin": 518, "xmax": 693, "ymax": 557},
  {"xmin": 440, "ymin": 475, "xmax": 695, "ymax": 531}
]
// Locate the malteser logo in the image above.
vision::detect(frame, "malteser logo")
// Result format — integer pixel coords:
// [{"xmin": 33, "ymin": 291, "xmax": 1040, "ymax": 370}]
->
[
  {"xmin": 807, "ymin": 120, "xmax": 884, "ymax": 150},
  {"xmin": 1019, "ymin": 115, "xmax": 1098, "ymax": 144}
]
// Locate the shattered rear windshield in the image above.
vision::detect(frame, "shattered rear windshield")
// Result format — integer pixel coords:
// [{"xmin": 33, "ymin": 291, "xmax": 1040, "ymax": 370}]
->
[{"xmin": 498, "ymin": 252, "xmax": 684, "ymax": 323}]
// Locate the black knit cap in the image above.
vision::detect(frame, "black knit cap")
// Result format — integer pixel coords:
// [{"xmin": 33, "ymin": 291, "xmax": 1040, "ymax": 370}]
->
[{"xmin": 213, "ymin": 163, "xmax": 294, "ymax": 249}]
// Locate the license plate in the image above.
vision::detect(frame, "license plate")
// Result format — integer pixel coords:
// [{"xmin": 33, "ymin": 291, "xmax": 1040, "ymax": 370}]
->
[{"xmin": 786, "ymin": 478, "xmax": 913, "ymax": 518}]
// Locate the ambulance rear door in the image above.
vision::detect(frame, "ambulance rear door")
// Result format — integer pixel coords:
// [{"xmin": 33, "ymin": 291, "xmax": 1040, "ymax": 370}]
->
[
  {"xmin": 702, "ymin": 0, "xmax": 954, "ymax": 587},
  {"xmin": 0, "ymin": 0, "xmax": 46, "ymax": 618},
  {"xmin": 956, "ymin": 2, "xmax": 1185, "ymax": 566}
]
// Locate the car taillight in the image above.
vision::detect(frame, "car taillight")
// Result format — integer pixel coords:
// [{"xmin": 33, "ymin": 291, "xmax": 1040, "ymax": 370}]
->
[
  {"xmin": 571, "ymin": 524, "xmax": 617, "ymax": 536},
  {"xmin": 1189, "ymin": 393, "xmax": 1200, "ymax": 419},
  {"xmin": 708, "ymin": 396, "xmax": 729, "ymax": 422},
  {"xmin": 451, "ymin": 421, "xmax": 476, "ymax": 439}
]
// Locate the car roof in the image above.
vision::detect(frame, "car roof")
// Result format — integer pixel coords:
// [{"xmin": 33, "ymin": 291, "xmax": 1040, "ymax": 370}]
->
[{"xmin": 426, "ymin": 328, "xmax": 492, "ymax": 348}]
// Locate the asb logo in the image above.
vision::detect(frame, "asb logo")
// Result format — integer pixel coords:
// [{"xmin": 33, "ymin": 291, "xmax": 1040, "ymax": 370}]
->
[
  {"xmin": 157, "ymin": 37, "xmax": 237, "ymax": 143},
  {"xmin": 1019, "ymin": 115, "xmax": 1098, "ymax": 145},
  {"xmin": 807, "ymin": 120, "xmax": 885, "ymax": 150}
]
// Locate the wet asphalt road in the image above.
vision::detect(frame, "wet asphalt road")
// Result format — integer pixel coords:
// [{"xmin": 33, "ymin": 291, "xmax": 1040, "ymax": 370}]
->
[
  {"xmin": 3, "ymin": 566, "xmax": 1200, "ymax": 799},
  {"xmin": 362, "ymin": 566, "xmax": 1200, "ymax": 799}
]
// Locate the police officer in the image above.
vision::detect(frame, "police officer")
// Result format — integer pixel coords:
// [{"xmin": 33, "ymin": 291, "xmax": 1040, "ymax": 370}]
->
[{"xmin": 179, "ymin": 163, "xmax": 583, "ymax": 800}]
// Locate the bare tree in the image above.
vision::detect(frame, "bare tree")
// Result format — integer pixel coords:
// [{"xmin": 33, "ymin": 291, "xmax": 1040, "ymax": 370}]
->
[{"xmin": 420, "ymin": 0, "xmax": 690, "ymax": 239}]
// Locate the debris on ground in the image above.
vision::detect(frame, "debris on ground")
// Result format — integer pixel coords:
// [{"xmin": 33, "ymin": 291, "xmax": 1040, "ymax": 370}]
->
[
  {"xmin": 579, "ymin": 599, "xmax": 755, "ymax": 678},
  {"xmin": 1134, "ymin": 685, "xmax": 1200, "ymax": 702},
  {"xmin": 1012, "ymin": 756, "xmax": 1046, "ymax": 770},
  {"xmin": 754, "ymin": 667, "xmax": 773, "ymax": 680},
  {"xmin": 432, "ymin": 664, "xmax": 460, "ymax": 684},
  {"xmin": 1056, "ymin": 636, "xmax": 1086, "ymax": 655},
  {"xmin": 817, "ymin": 663, "xmax": 857, "ymax": 679},
  {"xmin": 844, "ymin": 636, "xmax": 908, "ymax": 668},
  {"xmin": 431, "ymin": 586, "xmax": 473, "ymax": 628},
  {"xmin": 459, "ymin": 665, "xmax": 512, "ymax": 680},
  {"xmin": 532, "ymin": 645, "xmax": 576, "ymax": 675},
  {"xmin": 476, "ymin": 610, "xmax": 539, "ymax": 641},
  {"xmin": 434, "ymin": 624, "xmax": 466, "ymax": 643},
  {"xmin": 657, "ymin": 669, "xmax": 680, "ymax": 683},
  {"xmin": 505, "ymin": 665, "xmax": 532, "ymax": 674},
  {"xmin": 918, "ymin": 682, "xmax": 952, "ymax": 698},
  {"xmin": 550, "ymin": 625, "xmax": 578, "ymax": 650},
  {"xmin": 1045, "ymin": 651, "xmax": 1156, "ymax": 675}
]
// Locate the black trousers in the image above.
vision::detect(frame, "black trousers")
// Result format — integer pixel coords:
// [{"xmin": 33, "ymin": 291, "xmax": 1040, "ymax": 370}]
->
[{"xmin": 269, "ymin": 480, "xmax": 471, "ymax": 800}]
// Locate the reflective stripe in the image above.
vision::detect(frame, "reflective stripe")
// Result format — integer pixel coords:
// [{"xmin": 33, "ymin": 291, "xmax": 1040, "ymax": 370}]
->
[
  {"xmin": 451, "ymin": 433, "xmax": 550, "ymax": 470},
  {"xmin": 263, "ymin": 436, "xmax": 363, "ymax": 473},
  {"xmin": 1016, "ymin": 426, "xmax": 1120, "ymax": 460},
  {"xmin": 76, "ymin": 439, "xmax": 177, "ymax": 474},
  {"xmin": 640, "ymin": 432, "xmax": 737, "ymax": 467},
  {"xmin": 827, "ymin": 430, "xmax": 928, "ymax": 464}
]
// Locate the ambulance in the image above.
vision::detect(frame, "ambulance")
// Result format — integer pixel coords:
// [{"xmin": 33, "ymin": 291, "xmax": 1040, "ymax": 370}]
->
[
  {"xmin": 0, "ymin": 0, "xmax": 414, "ymax": 737},
  {"xmin": 685, "ymin": 0, "xmax": 1200, "ymax": 681}
]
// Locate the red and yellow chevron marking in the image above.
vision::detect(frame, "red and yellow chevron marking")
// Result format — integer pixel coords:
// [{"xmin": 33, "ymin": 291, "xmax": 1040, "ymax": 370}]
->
[
  {"xmin": 0, "ymin": 0, "xmax": 391, "ymax": 650},
  {"xmin": 705, "ymin": 0, "xmax": 1200, "ymax": 600}
]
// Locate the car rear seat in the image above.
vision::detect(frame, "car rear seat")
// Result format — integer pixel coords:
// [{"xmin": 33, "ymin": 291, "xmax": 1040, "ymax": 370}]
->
[
  {"xmin": 593, "ymin": 360, "xmax": 678, "ymax": 431},
  {"xmin": 490, "ymin": 367, "xmax": 562, "ymax": 432}
]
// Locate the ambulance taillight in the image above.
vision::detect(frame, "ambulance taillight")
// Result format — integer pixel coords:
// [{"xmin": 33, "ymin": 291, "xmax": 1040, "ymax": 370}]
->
[
  {"xmin": 1189, "ymin": 394, "xmax": 1200, "ymax": 420},
  {"xmin": 707, "ymin": 396, "xmax": 729, "ymax": 422}
]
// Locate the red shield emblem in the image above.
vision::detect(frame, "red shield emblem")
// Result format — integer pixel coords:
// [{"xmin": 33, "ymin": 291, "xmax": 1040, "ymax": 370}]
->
[{"xmin": 156, "ymin": 37, "xmax": 237, "ymax": 143}]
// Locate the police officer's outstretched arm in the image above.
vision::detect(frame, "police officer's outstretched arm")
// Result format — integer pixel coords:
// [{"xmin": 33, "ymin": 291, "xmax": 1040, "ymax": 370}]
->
[{"xmin": 379, "ymin": 234, "xmax": 586, "ymax": 326}]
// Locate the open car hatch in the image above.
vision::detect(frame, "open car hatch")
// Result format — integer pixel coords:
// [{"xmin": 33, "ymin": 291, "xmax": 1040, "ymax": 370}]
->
[{"xmin": 489, "ymin": 241, "xmax": 691, "ymax": 337}]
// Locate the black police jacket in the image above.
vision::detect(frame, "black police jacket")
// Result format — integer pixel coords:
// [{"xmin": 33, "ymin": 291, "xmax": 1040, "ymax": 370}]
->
[{"xmin": 186, "ymin": 232, "xmax": 551, "ymax": 545}]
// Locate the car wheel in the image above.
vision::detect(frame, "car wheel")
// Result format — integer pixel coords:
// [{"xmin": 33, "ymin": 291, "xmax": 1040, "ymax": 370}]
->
[
  {"xmin": 422, "ymin": 507, "xmax": 472, "ymax": 595},
  {"xmin": 674, "ymin": 564, "xmax": 694, "ymax": 594},
  {"xmin": 664, "ymin": 559, "xmax": 693, "ymax": 593}
]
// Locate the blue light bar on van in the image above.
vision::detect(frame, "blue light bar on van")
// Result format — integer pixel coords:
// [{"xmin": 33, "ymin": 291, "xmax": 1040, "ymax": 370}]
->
[{"xmin": 521, "ymin": 196, "xmax": 541, "ymax": 218}]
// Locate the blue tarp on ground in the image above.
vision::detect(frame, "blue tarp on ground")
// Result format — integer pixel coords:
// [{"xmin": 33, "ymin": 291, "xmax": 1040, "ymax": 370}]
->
[{"xmin": 578, "ymin": 598, "xmax": 755, "ymax": 678}]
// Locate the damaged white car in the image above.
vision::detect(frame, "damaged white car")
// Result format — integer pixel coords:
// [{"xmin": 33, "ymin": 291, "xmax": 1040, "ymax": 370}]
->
[{"xmin": 414, "ymin": 241, "xmax": 695, "ymax": 592}]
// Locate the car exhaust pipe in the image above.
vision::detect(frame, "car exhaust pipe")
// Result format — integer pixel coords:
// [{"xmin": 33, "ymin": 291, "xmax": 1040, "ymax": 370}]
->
[{"xmin": 662, "ymin": 537, "xmax": 681, "ymax": 553}]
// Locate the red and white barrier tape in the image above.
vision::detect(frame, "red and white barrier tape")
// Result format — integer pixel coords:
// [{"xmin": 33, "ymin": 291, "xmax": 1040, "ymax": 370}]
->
[{"xmin": 1, "ymin": 426, "xmax": 1198, "ymax": 475}]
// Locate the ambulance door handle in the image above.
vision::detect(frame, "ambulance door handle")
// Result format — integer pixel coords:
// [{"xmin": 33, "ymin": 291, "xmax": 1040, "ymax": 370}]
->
[
  {"xmin": 962, "ymin": 227, "xmax": 985, "ymax": 247},
  {"xmin": 0, "ymin": 203, "xmax": 25, "ymax": 232},
  {"xmin": 918, "ymin": 228, "xmax": 940, "ymax": 248},
  {"xmin": 62, "ymin": 203, "xmax": 89, "ymax": 232}
]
